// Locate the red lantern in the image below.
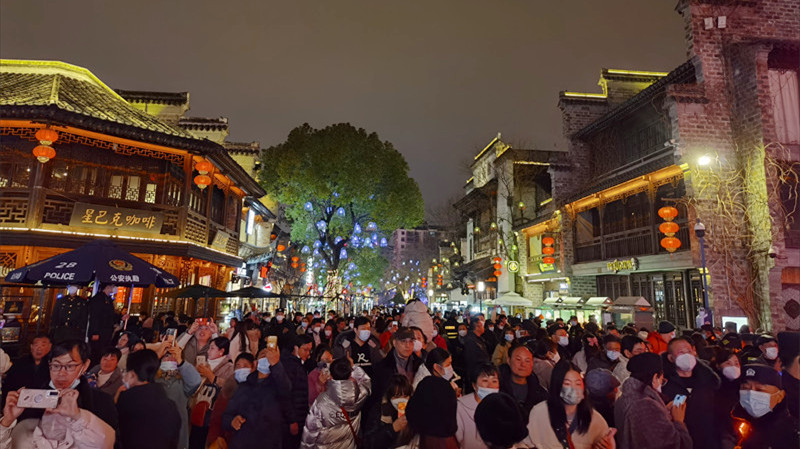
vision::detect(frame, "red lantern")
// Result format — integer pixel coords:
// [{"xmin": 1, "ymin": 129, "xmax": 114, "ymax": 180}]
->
[
  {"xmin": 291, "ymin": 262, "xmax": 299, "ymax": 269},
  {"xmin": 659, "ymin": 221, "xmax": 680, "ymax": 236},
  {"xmin": 493, "ymin": 257, "xmax": 502, "ymax": 263},
  {"xmin": 542, "ymin": 246, "xmax": 555, "ymax": 255},
  {"xmin": 291, "ymin": 256, "xmax": 300, "ymax": 262},
  {"xmin": 660, "ymin": 237, "xmax": 682, "ymax": 253},
  {"xmin": 195, "ymin": 161, "xmax": 213, "ymax": 175},
  {"xmin": 493, "ymin": 263, "xmax": 502, "ymax": 270},
  {"xmin": 300, "ymin": 267, "xmax": 306, "ymax": 272},
  {"xmin": 493, "ymin": 270, "xmax": 502, "ymax": 277},
  {"xmin": 32, "ymin": 145, "xmax": 56, "ymax": 163},
  {"xmin": 35, "ymin": 128, "xmax": 59, "ymax": 145},
  {"xmin": 542, "ymin": 237, "xmax": 555, "ymax": 246},
  {"xmin": 270, "ymin": 233, "xmax": 278, "ymax": 241},
  {"xmin": 542, "ymin": 256, "xmax": 556, "ymax": 265},
  {"xmin": 658, "ymin": 206, "xmax": 679, "ymax": 221},
  {"xmin": 276, "ymin": 244, "xmax": 286, "ymax": 252},
  {"xmin": 194, "ymin": 174, "xmax": 211, "ymax": 190}
]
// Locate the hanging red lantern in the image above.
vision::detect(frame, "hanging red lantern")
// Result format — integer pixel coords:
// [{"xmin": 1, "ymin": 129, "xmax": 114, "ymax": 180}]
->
[
  {"xmin": 493, "ymin": 270, "xmax": 502, "ymax": 277},
  {"xmin": 291, "ymin": 262, "xmax": 299, "ymax": 269},
  {"xmin": 276, "ymin": 244, "xmax": 286, "ymax": 252},
  {"xmin": 35, "ymin": 128, "xmax": 59, "ymax": 145},
  {"xmin": 493, "ymin": 263, "xmax": 502, "ymax": 270},
  {"xmin": 270, "ymin": 232, "xmax": 278, "ymax": 241},
  {"xmin": 542, "ymin": 236, "xmax": 555, "ymax": 246},
  {"xmin": 194, "ymin": 174, "xmax": 212, "ymax": 190},
  {"xmin": 32, "ymin": 145, "xmax": 56, "ymax": 163},
  {"xmin": 542, "ymin": 246, "xmax": 555, "ymax": 255},
  {"xmin": 659, "ymin": 221, "xmax": 680, "ymax": 236},
  {"xmin": 658, "ymin": 206, "xmax": 679, "ymax": 221},
  {"xmin": 493, "ymin": 257, "xmax": 502, "ymax": 263},
  {"xmin": 660, "ymin": 237, "xmax": 682, "ymax": 253},
  {"xmin": 300, "ymin": 267, "xmax": 306, "ymax": 272},
  {"xmin": 195, "ymin": 161, "xmax": 213, "ymax": 175},
  {"xmin": 291, "ymin": 256, "xmax": 300, "ymax": 262},
  {"xmin": 542, "ymin": 256, "xmax": 556, "ymax": 265}
]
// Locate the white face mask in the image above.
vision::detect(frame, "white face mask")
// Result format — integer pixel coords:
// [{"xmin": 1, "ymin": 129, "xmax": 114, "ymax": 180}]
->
[
  {"xmin": 550, "ymin": 352, "xmax": 561, "ymax": 364},
  {"xmin": 313, "ymin": 327, "xmax": 321, "ymax": 334},
  {"xmin": 740, "ymin": 390, "xmax": 775, "ymax": 418},
  {"xmin": 558, "ymin": 336, "xmax": 569, "ymax": 347},
  {"xmin": 257, "ymin": 357, "xmax": 271, "ymax": 375},
  {"xmin": 413, "ymin": 340, "xmax": 423, "ymax": 352},
  {"xmin": 722, "ymin": 366, "xmax": 741, "ymax": 381},
  {"xmin": 276, "ymin": 315, "xmax": 285, "ymax": 322},
  {"xmin": 325, "ymin": 330, "xmax": 332, "ymax": 337},
  {"xmin": 432, "ymin": 329, "xmax": 438, "ymax": 337},
  {"xmin": 390, "ymin": 397, "xmax": 409, "ymax": 411},
  {"xmin": 505, "ymin": 334, "xmax": 515, "ymax": 342},
  {"xmin": 50, "ymin": 378, "xmax": 81, "ymax": 391},
  {"xmin": 234, "ymin": 368, "xmax": 251, "ymax": 383},
  {"xmin": 160, "ymin": 361, "xmax": 178, "ymax": 372},
  {"xmin": 764, "ymin": 347, "xmax": 779, "ymax": 360},
  {"xmin": 476, "ymin": 387, "xmax": 499, "ymax": 400},
  {"xmin": 560, "ymin": 386, "xmax": 584, "ymax": 405},
  {"xmin": 488, "ymin": 326, "xmax": 494, "ymax": 332},
  {"xmin": 675, "ymin": 353, "xmax": 697, "ymax": 372},
  {"xmin": 358, "ymin": 330, "xmax": 371, "ymax": 342},
  {"xmin": 606, "ymin": 350, "xmax": 620, "ymax": 361},
  {"xmin": 301, "ymin": 322, "xmax": 308, "ymax": 329},
  {"xmin": 442, "ymin": 365, "xmax": 455, "ymax": 380},
  {"xmin": 637, "ymin": 331, "xmax": 649, "ymax": 341},
  {"xmin": 458, "ymin": 330, "xmax": 467, "ymax": 337}
]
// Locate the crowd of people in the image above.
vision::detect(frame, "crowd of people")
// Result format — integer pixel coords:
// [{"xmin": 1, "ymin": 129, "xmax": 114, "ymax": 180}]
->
[{"xmin": 0, "ymin": 283, "xmax": 798, "ymax": 449}]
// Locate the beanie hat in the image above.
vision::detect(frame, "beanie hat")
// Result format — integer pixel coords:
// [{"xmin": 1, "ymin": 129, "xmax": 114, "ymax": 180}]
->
[
  {"xmin": 474, "ymin": 392, "xmax": 528, "ymax": 448},
  {"xmin": 585, "ymin": 369, "xmax": 621, "ymax": 397},
  {"xmin": 406, "ymin": 376, "xmax": 457, "ymax": 438},
  {"xmin": 657, "ymin": 321, "xmax": 676, "ymax": 334},
  {"xmin": 741, "ymin": 364, "xmax": 782, "ymax": 389},
  {"xmin": 627, "ymin": 352, "xmax": 663, "ymax": 379}
]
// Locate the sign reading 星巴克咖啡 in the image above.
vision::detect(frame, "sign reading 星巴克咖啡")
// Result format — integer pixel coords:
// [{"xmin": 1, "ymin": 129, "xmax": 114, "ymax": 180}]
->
[{"xmin": 69, "ymin": 203, "xmax": 164, "ymax": 234}]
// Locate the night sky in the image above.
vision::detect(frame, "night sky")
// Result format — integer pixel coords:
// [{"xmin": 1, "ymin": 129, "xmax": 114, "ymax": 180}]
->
[{"xmin": 1, "ymin": 1, "xmax": 686, "ymax": 214}]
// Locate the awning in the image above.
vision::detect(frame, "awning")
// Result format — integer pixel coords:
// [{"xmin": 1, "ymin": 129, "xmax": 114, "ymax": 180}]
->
[
  {"xmin": 543, "ymin": 297, "xmax": 561, "ymax": 306},
  {"xmin": 559, "ymin": 297, "xmax": 582, "ymax": 307},
  {"xmin": 613, "ymin": 296, "xmax": 651, "ymax": 307},
  {"xmin": 490, "ymin": 292, "xmax": 533, "ymax": 307},
  {"xmin": 584, "ymin": 297, "xmax": 612, "ymax": 307}
]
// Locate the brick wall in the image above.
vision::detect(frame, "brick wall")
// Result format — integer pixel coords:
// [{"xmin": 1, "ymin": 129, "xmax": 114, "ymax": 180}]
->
[{"xmin": 570, "ymin": 276, "xmax": 598, "ymax": 297}]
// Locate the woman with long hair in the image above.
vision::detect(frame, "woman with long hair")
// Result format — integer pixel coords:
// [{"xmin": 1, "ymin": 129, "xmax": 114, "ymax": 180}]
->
[
  {"xmin": 527, "ymin": 361, "xmax": 615, "ymax": 449},
  {"xmin": 492, "ymin": 327, "xmax": 516, "ymax": 367}
]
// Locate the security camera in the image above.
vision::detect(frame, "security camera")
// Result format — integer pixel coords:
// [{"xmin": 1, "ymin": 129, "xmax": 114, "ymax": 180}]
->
[{"xmin": 768, "ymin": 245, "xmax": 778, "ymax": 259}]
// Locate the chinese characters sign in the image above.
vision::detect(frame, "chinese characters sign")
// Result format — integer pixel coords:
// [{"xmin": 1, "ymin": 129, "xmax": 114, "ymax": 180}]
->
[
  {"xmin": 69, "ymin": 203, "xmax": 164, "ymax": 234},
  {"xmin": 606, "ymin": 258, "xmax": 639, "ymax": 273}
]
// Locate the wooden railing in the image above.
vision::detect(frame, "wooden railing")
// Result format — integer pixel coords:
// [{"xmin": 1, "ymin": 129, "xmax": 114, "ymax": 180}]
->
[{"xmin": 574, "ymin": 221, "xmax": 689, "ymax": 263}]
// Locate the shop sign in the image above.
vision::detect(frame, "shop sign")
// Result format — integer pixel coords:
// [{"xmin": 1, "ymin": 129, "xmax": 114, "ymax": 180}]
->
[
  {"xmin": 507, "ymin": 260, "xmax": 520, "ymax": 273},
  {"xmin": 606, "ymin": 257, "xmax": 639, "ymax": 273},
  {"xmin": 70, "ymin": 203, "xmax": 164, "ymax": 234},
  {"xmin": 538, "ymin": 262, "xmax": 556, "ymax": 273},
  {"xmin": 211, "ymin": 231, "xmax": 231, "ymax": 251}
]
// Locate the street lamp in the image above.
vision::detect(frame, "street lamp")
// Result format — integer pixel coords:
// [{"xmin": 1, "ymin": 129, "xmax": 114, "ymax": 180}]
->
[
  {"xmin": 694, "ymin": 219, "xmax": 711, "ymax": 324},
  {"xmin": 477, "ymin": 281, "xmax": 485, "ymax": 313},
  {"xmin": 697, "ymin": 155, "xmax": 712, "ymax": 166}
]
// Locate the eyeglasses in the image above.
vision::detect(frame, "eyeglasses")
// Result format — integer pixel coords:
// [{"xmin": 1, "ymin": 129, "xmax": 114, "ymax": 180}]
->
[{"xmin": 49, "ymin": 362, "xmax": 83, "ymax": 372}]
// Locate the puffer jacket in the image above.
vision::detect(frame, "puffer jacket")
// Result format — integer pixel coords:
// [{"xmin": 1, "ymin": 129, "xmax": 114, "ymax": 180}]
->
[
  {"xmin": 301, "ymin": 366, "xmax": 372, "ymax": 449},
  {"xmin": 614, "ymin": 375, "xmax": 692, "ymax": 449},
  {"xmin": 401, "ymin": 300, "xmax": 435, "ymax": 342}
]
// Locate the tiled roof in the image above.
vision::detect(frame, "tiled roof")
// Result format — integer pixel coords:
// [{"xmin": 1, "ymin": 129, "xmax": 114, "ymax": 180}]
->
[
  {"xmin": 179, "ymin": 116, "xmax": 229, "ymax": 131},
  {"xmin": 116, "ymin": 90, "xmax": 189, "ymax": 105},
  {"xmin": 0, "ymin": 60, "xmax": 197, "ymax": 140}
]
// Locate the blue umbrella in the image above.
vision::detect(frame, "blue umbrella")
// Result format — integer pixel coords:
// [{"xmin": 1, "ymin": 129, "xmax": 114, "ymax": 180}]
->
[{"xmin": 5, "ymin": 239, "xmax": 179, "ymax": 288}]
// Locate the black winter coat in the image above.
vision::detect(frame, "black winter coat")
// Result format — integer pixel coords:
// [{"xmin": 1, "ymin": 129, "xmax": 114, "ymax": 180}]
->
[
  {"xmin": 498, "ymin": 363, "xmax": 548, "ymax": 416},
  {"xmin": 223, "ymin": 363, "xmax": 292, "ymax": 449},
  {"xmin": 462, "ymin": 332, "xmax": 489, "ymax": 384},
  {"xmin": 117, "ymin": 382, "xmax": 181, "ymax": 449},
  {"xmin": 662, "ymin": 358, "xmax": 721, "ymax": 449},
  {"xmin": 734, "ymin": 403, "xmax": 800, "ymax": 449},
  {"xmin": 280, "ymin": 354, "xmax": 309, "ymax": 425},
  {"xmin": 2, "ymin": 355, "xmax": 51, "ymax": 420},
  {"xmin": 51, "ymin": 295, "xmax": 89, "ymax": 343},
  {"xmin": 88, "ymin": 292, "xmax": 116, "ymax": 341}
]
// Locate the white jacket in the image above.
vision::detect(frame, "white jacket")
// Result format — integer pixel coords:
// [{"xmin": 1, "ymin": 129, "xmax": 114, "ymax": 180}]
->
[
  {"xmin": 455, "ymin": 393, "xmax": 489, "ymax": 449},
  {"xmin": 401, "ymin": 300, "xmax": 435, "ymax": 342},
  {"xmin": 0, "ymin": 409, "xmax": 115, "ymax": 449},
  {"xmin": 301, "ymin": 366, "xmax": 372, "ymax": 449}
]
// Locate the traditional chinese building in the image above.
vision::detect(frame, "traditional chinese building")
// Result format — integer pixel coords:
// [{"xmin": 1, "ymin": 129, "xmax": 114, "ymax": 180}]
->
[{"xmin": 0, "ymin": 59, "xmax": 267, "ymax": 333}]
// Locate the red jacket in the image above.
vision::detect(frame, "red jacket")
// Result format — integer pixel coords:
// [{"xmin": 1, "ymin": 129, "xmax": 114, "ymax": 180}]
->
[{"xmin": 647, "ymin": 332, "xmax": 669, "ymax": 354}]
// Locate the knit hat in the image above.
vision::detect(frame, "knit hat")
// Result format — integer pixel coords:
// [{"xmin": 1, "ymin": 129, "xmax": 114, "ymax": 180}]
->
[
  {"xmin": 585, "ymin": 369, "xmax": 621, "ymax": 397},
  {"xmin": 720, "ymin": 332, "xmax": 742, "ymax": 350},
  {"xmin": 778, "ymin": 331, "xmax": 800, "ymax": 363},
  {"xmin": 627, "ymin": 352, "xmax": 663, "ymax": 379},
  {"xmin": 755, "ymin": 334, "xmax": 777, "ymax": 347},
  {"xmin": 405, "ymin": 376, "xmax": 457, "ymax": 438},
  {"xmin": 657, "ymin": 321, "xmax": 676, "ymax": 334},
  {"xmin": 741, "ymin": 364, "xmax": 782, "ymax": 389},
  {"xmin": 474, "ymin": 392, "xmax": 529, "ymax": 448}
]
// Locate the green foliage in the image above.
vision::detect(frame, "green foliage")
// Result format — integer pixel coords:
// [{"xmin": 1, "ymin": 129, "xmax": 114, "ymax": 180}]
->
[{"xmin": 259, "ymin": 123, "xmax": 424, "ymax": 271}]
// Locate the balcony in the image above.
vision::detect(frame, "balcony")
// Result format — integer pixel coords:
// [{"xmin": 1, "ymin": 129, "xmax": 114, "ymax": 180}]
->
[{"xmin": 574, "ymin": 221, "xmax": 689, "ymax": 263}]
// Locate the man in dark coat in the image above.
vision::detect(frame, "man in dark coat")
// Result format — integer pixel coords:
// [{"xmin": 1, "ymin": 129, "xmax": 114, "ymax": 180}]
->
[
  {"xmin": 733, "ymin": 364, "xmax": 799, "ymax": 449},
  {"xmin": 662, "ymin": 336, "xmax": 721, "ymax": 449},
  {"xmin": 223, "ymin": 347, "xmax": 292, "ymax": 449},
  {"xmin": 88, "ymin": 284, "xmax": 117, "ymax": 365},
  {"xmin": 117, "ymin": 349, "xmax": 181, "ymax": 449},
  {"xmin": 51, "ymin": 285, "xmax": 89, "ymax": 343},
  {"xmin": 2, "ymin": 334, "xmax": 51, "ymax": 410},
  {"xmin": 281, "ymin": 335, "xmax": 312, "ymax": 449},
  {"xmin": 332, "ymin": 316, "xmax": 384, "ymax": 380},
  {"xmin": 498, "ymin": 345, "xmax": 547, "ymax": 416},
  {"xmin": 777, "ymin": 331, "xmax": 800, "ymax": 420},
  {"xmin": 586, "ymin": 334, "xmax": 622, "ymax": 374},
  {"xmin": 462, "ymin": 316, "xmax": 490, "ymax": 391}
]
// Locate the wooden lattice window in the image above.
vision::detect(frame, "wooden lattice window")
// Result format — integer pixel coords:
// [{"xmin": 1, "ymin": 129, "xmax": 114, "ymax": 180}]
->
[{"xmin": 0, "ymin": 147, "xmax": 34, "ymax": 188}]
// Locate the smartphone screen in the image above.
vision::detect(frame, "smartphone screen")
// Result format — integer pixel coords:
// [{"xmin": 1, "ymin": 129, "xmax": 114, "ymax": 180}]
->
[
  {"xmin": 166, "ymin": 328, "xmax": 177, "ymax": 345},
  {"xmin": 673, "ymin": 394, "xmax": 687, "ymax": 406}
]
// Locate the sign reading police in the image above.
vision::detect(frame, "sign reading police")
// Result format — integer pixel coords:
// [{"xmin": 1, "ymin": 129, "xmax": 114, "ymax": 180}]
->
[{"xmin": 70, "ymin": 203, "xmax": 164, "ymax": 234}]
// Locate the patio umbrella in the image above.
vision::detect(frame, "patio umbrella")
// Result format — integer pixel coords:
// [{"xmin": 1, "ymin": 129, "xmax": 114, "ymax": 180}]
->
[
  {"xmin": 226, "ymin": 286, "xmax": 281, "ymax": 298},
  {"xmin": 4, "ymin": 239, "xmax": 179, "ymax": 288},
  {"xmin": 164, "ymin": 284, "xmax": 231, "ymax": 316}
]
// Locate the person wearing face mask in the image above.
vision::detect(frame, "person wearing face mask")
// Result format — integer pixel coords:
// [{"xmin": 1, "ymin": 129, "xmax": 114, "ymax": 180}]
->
[
  {"xmin": 412, "ymin": 347, "xmax": 461, "ymax": 393},
  {"xmin": 207, "ymin": 353, "xmax": 256, "ymax": 449},
  {"xmin": 0, "ymin": 339, "xmax": 118, "ymax": 449},
  {"xmin": 223, "ymin": 345, "xmax": 291, "ymax": 449},
  {"xmin": 333, "ymin": 316, "xmax": 384, "ymax": 381},
  {"xmin": 751, "ymin": 334, "xmax": 781, "ymax": 371},
  {"xmin": 308, "ymin": 346, "xmax": 334, "ymax": 406},
  {"xmin": 710, "ymin": 348, "xmax": 743, "ymax": 449},
  {"xmin": 432, "ymin": 323, "xmax": 448, "ymax": 350},
  {"xmin": 307, "ymin": 318, "xmax": 324, "ymax": 346},
  {"xmin": 647, "ymin": 320, "xmax": 676, "ymax": 355},
  {"xmin": 614, "ymin": 335, "xmax": 645, "ymax": 384},
  {"xmin": 571, "ymin": 333, "xmax": 600, "ymax": 373},
  {"xmin": 499, "ymin": 345, "xmax": 548, "ymax": 416},
  {"xmin": 491, "ymin": 328, "xmax": 516, "ymax": 367},
  {"xmin": 51, "ymin": 284, "xmax": 89, "ymax": 344},
  {"xmin": 549, "ymin": 325, "xmax": 574, "ymax": 362},
  {"xmin": 363, "ymin": 374, "xmax": 414, "ymax": 449},
  {"xmin": 662, "ymin": 336, "xmax": 721, "ymax": 449},
  {"xmin": 533, "ymin": 338, "xmax": 560, "ymax": 391},
  {"xmin": 615, "ymin": 353, "xmax": 691, "ymax": 449},
  {"xmin": 280, "ymin": 335, "xmax": 314, "ymax": 449},
  {"xmin": 732, "ymin": 364, "xmax": 799, "ymax": 449},
  {"xmin": 152, "ymin": 344, "xmax": 202, "ymax": 449},
  {"xmin": 463, "ymin": 317, "xmax": 491, "ymax": 394},
  {"xmin": 482, "ymin": 319, "xmax": 499, "ymax": 357},
  {"xmin": 117, "ymin": 349, "xmax": 182, "ymax": 449},
  {"xmin": 301, "ymin": 357, "xmax": 371, "ymax": 449},
  {"xmin": 526, "ymin": 361, "xmax": 614, "ymax": 449},
  {"xmin": 176, "ymin": 318, "xmax": 220, "ymax": 366},
  {"xmin": 455, "ymin": 363, "xmax": 501, "ymax": 449},
  {"xmin": 587, "ymin": 334, "xmax": 623, "ymax": 376},
  {"xmin": 88, "ymin": 284, "xmax": 119, "ymax": 367}
]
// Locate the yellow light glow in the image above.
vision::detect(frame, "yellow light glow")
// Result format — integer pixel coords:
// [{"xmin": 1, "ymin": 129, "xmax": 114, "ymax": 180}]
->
[
  {"xmin": 698, "ymin": 155, "xmax": 712, "ymax": 166},
  {"xmin": 562, "ymin": 92, "xmax": 607, "ymax": 99},
  {"xmin": 513, "ymin": 161, "xmax": 550, "ymax": 166},
  {"xmin": 539, "ymin": 198, "xmax": 553, "ymax": 206},
  {"xmin": 474, "ymin": 137, "xmax": 500, "ymax": 161},
  {"xmin": 606, "ymin": 69, "xmax": 669, "ymax": 77},
  {"xmin": 465, "ymin": 177, "xmax": 474, "ymax": 185}
]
